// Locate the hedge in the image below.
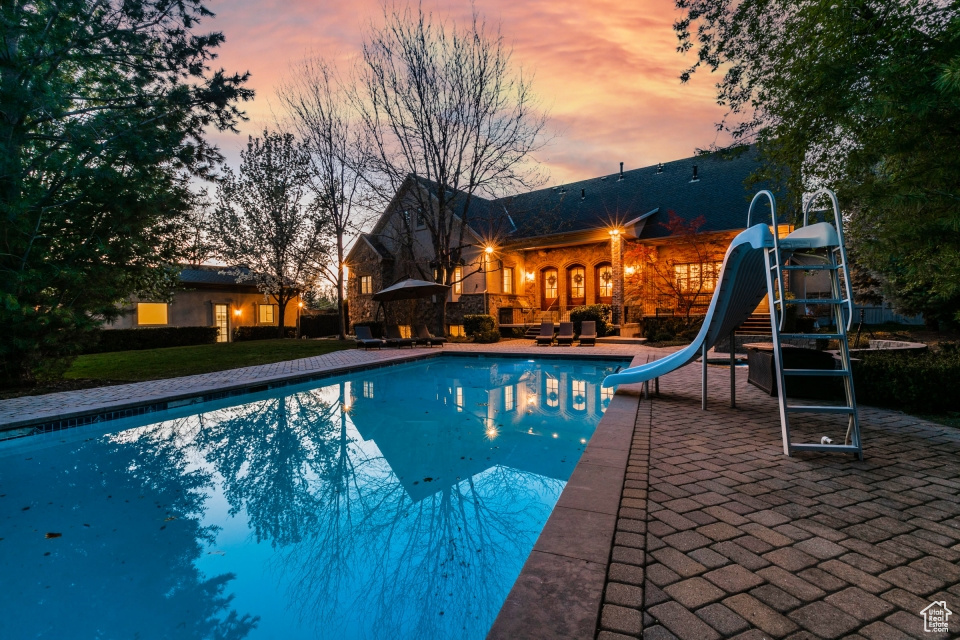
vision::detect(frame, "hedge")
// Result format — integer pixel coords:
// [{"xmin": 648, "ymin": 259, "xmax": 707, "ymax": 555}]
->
[
  {"xmin": 87, "ymin": 326, "xmax": 219, "ymax": 353},
  {"xmin": 233, "ymin": 326, "xmax": 297, "ymax": 341},
  {"xmin": 638, "ymin": 316, "xmax": 703, "ymax": 342},
  {"xmin": 300, "ymin": 314, "xmax": 341, "ymax": 338},
  {"xmin": 853, "ymin": 349, "xmax": 960, "ymax": 413},
  {"xmin": 464, "ymin": 314, "xmax": 496, "ymax": 336}
]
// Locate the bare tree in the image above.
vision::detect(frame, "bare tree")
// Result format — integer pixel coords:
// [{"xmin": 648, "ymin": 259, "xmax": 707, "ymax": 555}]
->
[
  {"xmin": 278, "ymin": 58, "xmax": 375, "ymax": 340},
  {"xmin": 212, "ymin": 131, "xmax": 330, "ymax": 338},
  {"xmin": 180, "ymin": 189, "xmax": 217, "ymax": 267},
  {"xmin": 356, "ymin": 3, "xmax": 548, "ymax": 334}
]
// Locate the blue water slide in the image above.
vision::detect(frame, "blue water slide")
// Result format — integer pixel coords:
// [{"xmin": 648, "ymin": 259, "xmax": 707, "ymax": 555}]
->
[{"xmin": 602, "ymin": 223, "xmax": 775, "ymax": 388}]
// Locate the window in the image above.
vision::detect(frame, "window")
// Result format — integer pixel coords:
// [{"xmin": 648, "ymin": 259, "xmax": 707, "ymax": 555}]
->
[
  {"xmin": 545, "ymin": 377, "xmax": 559, "ymax": 408},
  {"xmin": 674, "ymin": 262, "xmax": 721, "ymax": 293},
  {"xmin": 363, "ymin": 381, "xmax": 374, "ymax": 398},
  {"xmin": 597, "ymin": 264, "xmax": 613, "ymax": 298},
  {"xmin": 214, "ymin": 304, "xmax": 229, "ymax": 343},
  {"xmin": 571, "ymin": 379, "xmax": 586, "ymax": 412},
  {"xmin": 137, "ymin": 302, "xmax": 168, "ymax": 325},
  {"xmin": 504, "ymin": 385, "xmax": 515, "ymax": 411},
  {"xmin": 416, "ymin": 211, "xmax": 426, "ymax": 228},
  {"xmin": 258, "ymin": 304, "xmax": 276, "ymax": 324},
  {"xmin": 448, "ymin": 324, "xmax": 465, "ymax": 337},
  {"xmin": 453, "ymin": 266, "xmax": 462, "ymax": 295},
  {"xmin": 543, "ymin": 269, "xmax": 558, "ymax": 299},
  {"xmin": 360, "ymin": 275, "xmax": 372, "ymax": 295},
  {"xmin": 502, "ymin": 266, "xmax": 514, "ymax": 294},
  {"xmin": 601, "ymin": 386, "xmax": 614, "ymax": 409},
  {"xmin": 568, "ymin": 266, "xmax": 586, "ymax": 300}
]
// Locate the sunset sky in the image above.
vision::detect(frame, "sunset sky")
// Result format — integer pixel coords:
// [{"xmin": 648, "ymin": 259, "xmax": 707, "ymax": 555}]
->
[{"xmin": 206, "ymin": 0, "xmax": 731, "ymax": 186}]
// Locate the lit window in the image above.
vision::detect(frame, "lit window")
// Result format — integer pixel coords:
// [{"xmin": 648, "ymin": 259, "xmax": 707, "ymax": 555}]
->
[
  {"xmin": 674, "ymin": 262, "xmax": 721, "ymax": 293},
  {"xmin": 543, "ymin": 269, "xmax": 558, "ymax": 299},
  {"xmin": 546, "ymin": 377, "xmax": 559, "ymax": 408},
  {"xmin": 504, "ymin": 385, "xmax": 515, "ymax": 411},
  {"xmin": 363, "ymin": 381, "xmax": 374, "ymax": 398},
  {"xmin": 137, "ymin": 302, "xmax": 168, "ymax": 325},
  {"xmin": 214, "ymin": 304, "xmax": 229, "ymax": 343},
  {"xmin": 360, "ymin": 276, "xmax": 372, "ymax": 295},
  {"xmin": 571, "ymin": 379, "xmax": 586, "ymax": 411},
  {"xmin": 448, "ymin": 324, "xmax": 465, "ymax": 337},
  {"xmin": 598, "ymin": 264, "xmax": 613, "ymax": 298},
  {"xmin": 453, "ymin": 267, "xmax": 462, "ymax": 295},
  {"xmin": 569, "ymin": 266, "xmax": 585, "ymax": 299},
  {"xmin": 502, "ymin": 267, "xmax": 514, "ymax": 294},
  {"xmin": 258, "ymin": 304, "xmax": 276, "ymax": 324}
]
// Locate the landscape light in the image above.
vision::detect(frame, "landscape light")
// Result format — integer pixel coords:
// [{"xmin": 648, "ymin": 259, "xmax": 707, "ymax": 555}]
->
[{"xmin": 484, "ymin": 245, "xmax": 494, "ymax": 255}]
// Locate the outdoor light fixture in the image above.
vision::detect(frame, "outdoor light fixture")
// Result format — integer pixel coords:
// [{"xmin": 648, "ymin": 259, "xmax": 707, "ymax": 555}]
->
[
  {"xmin": 625, "ymin": 265, "xmax": 637, "ymax": 275},
  {"xmin": 609, "ymin": 228, "xmax": 621, "ymax": 237},
  {"xmin": 233, "ymin": 309, "xmax": 241, "ymax": 317},
  {"xmin": 298, "ymin": 301, "xmax": 303, "ymax": 308},
  {"xmin": 525, "ymin": 271, "xmax": 535, "ymax": 281},
  {"xmin": 484, "ymin": 245, "xmax": 494, "ymax": 255}
]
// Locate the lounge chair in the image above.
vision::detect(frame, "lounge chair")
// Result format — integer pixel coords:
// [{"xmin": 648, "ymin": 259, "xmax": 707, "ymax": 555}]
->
[
  {"xmin": 579, "ymin": 321, "xmax": 597, "ymax": 346},
  {"xmin": 556, "ymin": 322, "xmax": 575, "ymax": 346},
  {"xmin": 385, "ymin": 324, "xmax": 416, "ymax": 348},
  {"xmin": 354, "ymin": 325, "xmax": 385, "ymax": 349},
  {"xmin": 413, "ymin": 324, "xmax": 447, "ymax": 347},
  {"xmin": 535, "ymin": 321, "xmax": 555, "ymax": 346}
]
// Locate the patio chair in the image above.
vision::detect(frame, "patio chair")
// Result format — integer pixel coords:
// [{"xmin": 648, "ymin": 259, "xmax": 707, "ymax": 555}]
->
[
  {"xmin": 579, "ymin": 321, "xmax": 597, "ymax": 346},
  {"xmin": 385, "ymin": 324, "xmax": 416, "ymax": 348},
  {"xmin": 413, "ymin": 324, "xmax": 447, "ymax": 347},
  {"xmin": 535, "ymin": 321, "xmax": 555, "ymax": 346},
  {"xmin": 556, "ymin": 322, "xmax": 575, "ymax": 346},
  {"xmin": 354, "ymin": 325, "xmax": 385, "ymax": 350}
]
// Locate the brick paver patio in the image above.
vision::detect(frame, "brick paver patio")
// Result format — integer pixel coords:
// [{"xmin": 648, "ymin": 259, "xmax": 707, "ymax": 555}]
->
[{"xmin": 598, "ymin": 360, "xmax": 960, "ymax": 640}]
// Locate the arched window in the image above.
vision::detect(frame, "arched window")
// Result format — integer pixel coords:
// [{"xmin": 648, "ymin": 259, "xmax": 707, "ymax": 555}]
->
[
  {"xmin": 567, "ymin": 265, "xmax": 586, "ymax": 305},
  {"xmin": 595, "ymin": 262, "xmax": 613, "ymax": 303}
]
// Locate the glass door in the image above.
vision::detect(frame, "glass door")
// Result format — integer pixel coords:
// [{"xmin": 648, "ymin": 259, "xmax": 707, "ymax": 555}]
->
[{"xmin": 215, "ymin": 304, "xmax": 229, "ymax": 342}]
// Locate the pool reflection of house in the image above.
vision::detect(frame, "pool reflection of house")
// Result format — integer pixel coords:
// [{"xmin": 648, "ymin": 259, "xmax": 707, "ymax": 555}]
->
[{"xmin": 345, "ymin": 360, "xmax": 617, "ymax": 502}]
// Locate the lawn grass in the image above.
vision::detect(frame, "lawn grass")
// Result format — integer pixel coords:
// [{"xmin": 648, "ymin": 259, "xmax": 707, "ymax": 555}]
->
[{"xmin": 64, "ymin": 339, "xmax": 356, "ymax": 382}]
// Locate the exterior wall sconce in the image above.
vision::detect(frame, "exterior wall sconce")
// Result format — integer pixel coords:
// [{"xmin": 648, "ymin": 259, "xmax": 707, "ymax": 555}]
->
[
  {"xmin": 608, "ymin": 228, "xmax": 621, "ymax": 237},
  {"xmin": 525, "ymin": 271, "xmax": 535, "ymax": 281},
  {"xmin": 484, "ymin": 245, "xmax": 495, "ymax": 255},
  {"xmin": 233, "ymin": 308, "xmax": 242, "ymax": 317},
  {"xmin": 625, "ymin": 265, "xmax": 637, "ymax": 276}
]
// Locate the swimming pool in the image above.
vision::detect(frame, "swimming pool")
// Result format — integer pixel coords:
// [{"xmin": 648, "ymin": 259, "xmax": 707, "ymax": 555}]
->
[{"xmin": 0, "ymin": 355, "xmax": 626, "ymax": 640}]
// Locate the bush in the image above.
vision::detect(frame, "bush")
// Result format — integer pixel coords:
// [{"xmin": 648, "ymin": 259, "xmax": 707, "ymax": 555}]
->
[
  {"xmin": 569, "ymin": 304, "xmax": 611, "ymax": 337},
  {"xmin": 473, "ymin": 329, "xmax": 501, "ymax": 343},
  {"xmin": 853, "ymin": 350, "xmax": 960, "ymax": 413},
  {"xmin": 87, "ymin": 326, "xmax": 219, "ymax": 353},
  {"xmin": 639, "ymin": 316, "xmax": 703, "ymax": 342},
  {"xmin": 464, "ymin": 314, "xmax": 496, "ymax": 337},
  {"xmin": 233, "ymin": 326, "xmax": 297, "ymax": 341},
  {"xmin": 351, "ymin": 321, "xmax": 383, "ymax": 338},
  {"xmin": 300, "ymin": 314, "xmax": 341, "ymax": 338}
]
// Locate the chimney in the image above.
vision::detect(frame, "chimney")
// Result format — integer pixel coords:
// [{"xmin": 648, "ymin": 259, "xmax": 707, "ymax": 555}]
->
[
  {"xmin": 692, "ymin": 165, "xmax": 699, "ymax": 181},
  {"xmin": 619, "ymin": 162, "xmax": 624, "ymax": 180},
  {"xmin": 581, "ymin": 188, "xmax": 586, "ymax": 199}
]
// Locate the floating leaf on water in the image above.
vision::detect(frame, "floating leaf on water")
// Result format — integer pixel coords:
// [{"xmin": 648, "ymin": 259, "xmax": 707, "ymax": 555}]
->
[
  {"xmin": 164, "ymin": 516, "xmax": 177, "ymax": 522},
  {"xmin": 423, "ymin": 477, "xmax": 433, "ymax": 482},
  {"xmin": 207, "ymin": 550, "xmax": 226, "ymax": 556},
  {"xmin": 44, "ymin": 533, "xmax": 61, "ymax": 539}
]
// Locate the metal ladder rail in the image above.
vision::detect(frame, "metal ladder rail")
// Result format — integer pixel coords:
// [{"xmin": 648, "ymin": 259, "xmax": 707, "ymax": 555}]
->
[{"xmin": 770, "ymin": 191, "xmax": 862, "ymax": 459}]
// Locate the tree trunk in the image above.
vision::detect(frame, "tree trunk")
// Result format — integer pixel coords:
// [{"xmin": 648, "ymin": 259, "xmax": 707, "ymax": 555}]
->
[
  {"xmin": 277, "ymin": 290, "xmax": 290, "ymax": 339},
  {"xmin": 336, "ymin": 231, "xmax": 346, "ymax": 340}
]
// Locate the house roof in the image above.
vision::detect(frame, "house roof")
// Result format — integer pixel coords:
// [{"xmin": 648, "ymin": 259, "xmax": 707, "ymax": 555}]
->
[
  {"xmin": 178, "ymin": 265, "xmax": 298, "ymax": 289},
  {"xmin": 494, "ymin": 147, "xmax": 774, "ymax": 242}
]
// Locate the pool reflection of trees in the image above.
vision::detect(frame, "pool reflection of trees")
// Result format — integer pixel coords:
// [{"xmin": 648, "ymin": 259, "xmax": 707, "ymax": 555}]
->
[{"xmin": 0, "ymin": 422, "xmax": 258, "ymax": 640}]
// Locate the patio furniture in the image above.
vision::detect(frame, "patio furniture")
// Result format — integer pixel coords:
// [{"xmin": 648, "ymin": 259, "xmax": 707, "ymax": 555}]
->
[
  {"xmin": 385, "ymin": 324, "xmax": 416, "ymax": 348},
  {"xmin": 744, "ymin": 343, "xmax": 840, "ymax": 399},
  {"xmin": 354, "ymin": 325, "xmax": 385, "ymax": 350},
  {"xmin": 413, "ymin": 324, "xmax": 447, "ymax": 347},
  {"xmin": 579, "ymin": 321, "xmax": 597, "ymax": 346},
  {"xmin": 535, "ymin": 321, "xmax": 555, "ymax": 346},
  {"xmin": 556, "ymin": 322, "xmax": 575, "ymax": 346}
]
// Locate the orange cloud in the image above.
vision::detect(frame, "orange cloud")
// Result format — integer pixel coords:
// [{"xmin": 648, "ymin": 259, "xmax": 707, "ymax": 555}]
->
[{"xmin": 206, "ymin": 0, "xmax": 731, "ymax": 184}]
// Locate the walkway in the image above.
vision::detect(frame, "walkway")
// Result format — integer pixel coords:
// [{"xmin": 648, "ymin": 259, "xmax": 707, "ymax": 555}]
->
[{"xmin": 598, "ymin": 360, "xmax": 960, "ymax": 639}]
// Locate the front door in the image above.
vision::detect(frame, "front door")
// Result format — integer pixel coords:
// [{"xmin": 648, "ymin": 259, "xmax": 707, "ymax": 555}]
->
[
  {"xmin": 215, "ymin": 304, "xmax": 229, "ymax": 342},
  {"xmin": 541, "ymin": 268, "xmax": 558, "ymax": 311}
]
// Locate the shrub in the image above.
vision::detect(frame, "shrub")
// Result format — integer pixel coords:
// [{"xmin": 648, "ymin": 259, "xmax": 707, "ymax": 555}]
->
[
  {"xmin": 639, "ymin": 316, "xmax": 703, "ymax": 342},
  {"xmin": 853, "ymin": 350, "xmax": 960, "ymax": 413},
  {"xmin": 300, "ymin": 314, "xmax": 341, "ymax": 338},
  {"xmin": 464, "ymin": 314, "xmax": 496, "ymax": 336},
  {"xmin": 233, "ymin": 326, "xmax": 297, "ymax": 341},
  {"xmin": 473, "ymin": 329, "xmax": 501, "ymax": 343},
  {"xmin": 569, "ymin": 304, "xmax": 611, "ymax": 337},
  {"xmin": 87, "ymin": 326, "xmax": 219, "ymax": 353}
]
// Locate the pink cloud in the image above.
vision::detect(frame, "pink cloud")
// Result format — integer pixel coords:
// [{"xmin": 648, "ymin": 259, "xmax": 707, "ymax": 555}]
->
[{"xmin": 205, "ymin": 0, "xmax": 731, "ymax": 185}]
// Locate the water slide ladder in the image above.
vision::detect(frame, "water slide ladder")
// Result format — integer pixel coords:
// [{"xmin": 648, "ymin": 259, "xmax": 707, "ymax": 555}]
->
[{"xmin": 753, "ymin": 188, "xmax": 863, "ymax": 460}]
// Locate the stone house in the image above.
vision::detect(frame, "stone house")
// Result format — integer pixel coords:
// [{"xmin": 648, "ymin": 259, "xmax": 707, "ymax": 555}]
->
[
  {"xmin": 105, "ymin": 265, "xmax": 300, "ymax": 342},
  {"xmin": 347, "ymin": 148, "xmax": 782, "ymax": 336}
]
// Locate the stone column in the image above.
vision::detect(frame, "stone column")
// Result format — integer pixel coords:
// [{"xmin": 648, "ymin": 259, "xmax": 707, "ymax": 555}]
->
[{"xmin": 611, "ymin": 231, "xmax": 623, "ymax": 332}]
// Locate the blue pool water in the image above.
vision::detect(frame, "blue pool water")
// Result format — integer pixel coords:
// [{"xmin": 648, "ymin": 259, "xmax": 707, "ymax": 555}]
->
[{"xmin": 0, "ymin": 356, "xmax": 625, "ymax": 640}]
